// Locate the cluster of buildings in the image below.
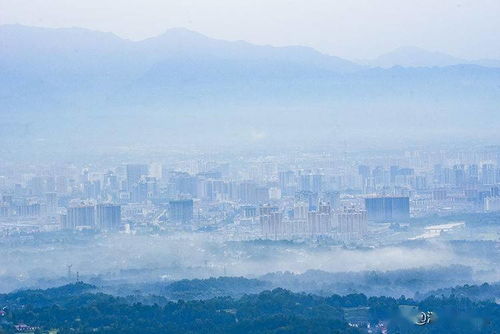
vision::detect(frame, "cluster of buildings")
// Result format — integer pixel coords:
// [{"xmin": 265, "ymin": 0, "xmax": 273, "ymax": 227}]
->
[
  {"xmin": 60, "ymin": 203, "xmax": 121, "ymax": 231},
  {"xmin": 1, "ymin": 148, "xmax": 500, "ymax": 238},
  {"xmin": 259, "ymin": 203, "xmax": 367, "ymax": 241}
]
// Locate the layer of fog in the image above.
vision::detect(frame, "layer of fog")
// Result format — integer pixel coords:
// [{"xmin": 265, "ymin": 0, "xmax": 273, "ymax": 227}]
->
[{"xmin": 0, "ymin": 233, "xmax": 497, "ymax": 293}]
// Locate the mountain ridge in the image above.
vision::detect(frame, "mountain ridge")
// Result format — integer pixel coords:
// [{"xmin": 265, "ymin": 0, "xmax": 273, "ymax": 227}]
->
[
  {"xmin": 1, "ymin": 25, "xmax": 500, "ymax": 152},
  {"xmin": 3, "ymin": 24, "xmax": 500, "ymax": 69},
  {"xmin": 359, "ymin": 45, "xmax": 500, "ymax": 68}
]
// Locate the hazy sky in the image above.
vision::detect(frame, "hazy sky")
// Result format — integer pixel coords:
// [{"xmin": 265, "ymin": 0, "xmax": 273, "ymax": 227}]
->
[{"xmin": 1, "ymin": 0, "xmax": 499, "ymax": 60}]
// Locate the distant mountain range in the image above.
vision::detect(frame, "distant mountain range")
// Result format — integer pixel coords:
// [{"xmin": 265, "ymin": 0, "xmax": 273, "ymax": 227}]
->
[
  {"xmin": 359, "ymin": 46, "xmax": 500, "ymax": 68},
  {"xmin": 1, "ymin": 25, "xmax": 500, "ymax": 153}
]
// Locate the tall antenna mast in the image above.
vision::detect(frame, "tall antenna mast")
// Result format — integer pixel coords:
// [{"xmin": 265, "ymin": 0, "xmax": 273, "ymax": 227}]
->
[{"xmin": 67, "ymin": 264, "xmax": 73, "ymax": 279}]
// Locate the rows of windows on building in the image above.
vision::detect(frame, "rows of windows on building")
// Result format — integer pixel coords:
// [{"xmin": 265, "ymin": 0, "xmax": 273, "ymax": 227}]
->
[{"xmin": 2, "ymin": 157, "xmax": 500, "ymax": 236}]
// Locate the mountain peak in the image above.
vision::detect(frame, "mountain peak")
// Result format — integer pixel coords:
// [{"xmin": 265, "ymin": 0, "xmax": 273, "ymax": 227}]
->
[
  {"xmin": 364, "ymin": 46, "xmax": 464, "ymax": 68},
  {"xmin": 162, "ymin": 27, "xmax": 206, "ymax": 36},
  {"xmin": 142, "ymin": 27, "xmax": 212, "ymax": 44}
]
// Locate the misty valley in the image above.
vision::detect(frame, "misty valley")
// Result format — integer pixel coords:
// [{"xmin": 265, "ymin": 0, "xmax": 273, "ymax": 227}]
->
[{"xmin": 2, "ymin": 4, "xmax": 500, "ymax": 332}]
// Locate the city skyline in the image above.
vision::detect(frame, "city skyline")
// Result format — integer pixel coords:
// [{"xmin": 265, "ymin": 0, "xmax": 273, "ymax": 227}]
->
[{"xmin": 0, "ymin": 2, "xmax": 499, "ymax": 332}]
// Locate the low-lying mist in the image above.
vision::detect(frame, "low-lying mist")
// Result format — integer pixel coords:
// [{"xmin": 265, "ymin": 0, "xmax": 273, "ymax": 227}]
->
[{"xmin": 0, "ymin": 233, "xmax": 497, "ymax": 294}]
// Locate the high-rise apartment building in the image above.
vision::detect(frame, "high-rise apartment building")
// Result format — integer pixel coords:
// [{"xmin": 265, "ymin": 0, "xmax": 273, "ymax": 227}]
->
[
  {"xmin": 96, "ymin": 204, "xmax": 121, "ymax": 230},
  {"xmin": 169, "ymin": 199, "xmax": 194, "ymax": 223},
  {"xmin": 365, "ymin": 197, "xmax": 410, "ymax": 222}
]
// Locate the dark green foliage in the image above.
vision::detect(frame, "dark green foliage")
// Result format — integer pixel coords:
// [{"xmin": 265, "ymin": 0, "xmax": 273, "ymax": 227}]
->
[
  {"xmin": 0, "ymin": 285, "xmax": 355, "ymax": 333},
  {"xmin": 164, "ymin": 277, "xmax": 271, "ymax": 300},
  {"xmin": 0, "ymin": 282, "xmax": 96, "ymax": 308},
  {"xmin": 416, "ymin": 282, "xmax": 500, "ymax": 302},
  {"xmin": 1, "ymin": 283, "xmax": 499, "ymax": 333}
]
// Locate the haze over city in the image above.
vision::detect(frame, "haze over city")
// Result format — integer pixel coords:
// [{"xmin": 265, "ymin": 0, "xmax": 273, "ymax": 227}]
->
[{"xmin": 0, "ymin": 1, "xmax": 499, "ymax": 333}]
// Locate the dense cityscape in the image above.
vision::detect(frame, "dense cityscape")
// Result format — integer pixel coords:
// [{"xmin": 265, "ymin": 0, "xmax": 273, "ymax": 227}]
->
[
  {"xmin": 0, "ymin": 147, "xmax": 499, "ymax": 333},
  {"xmin": 1, "ymin": 0, "xmax": 500, "ymax": 332},
  {"xmin": 2, "ymin": 148, "xmax": 500, "ymax": 240}
]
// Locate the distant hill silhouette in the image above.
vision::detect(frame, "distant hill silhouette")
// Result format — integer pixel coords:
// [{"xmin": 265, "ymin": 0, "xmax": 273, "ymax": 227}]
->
[
  {"xmin": 1, "ymin": 25, "xmax": 500, "ymax": 154},
  {"xmin": 358, "ymin": 46, "xmax": 500, "ymax": 68}
]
